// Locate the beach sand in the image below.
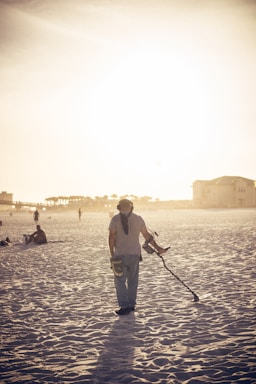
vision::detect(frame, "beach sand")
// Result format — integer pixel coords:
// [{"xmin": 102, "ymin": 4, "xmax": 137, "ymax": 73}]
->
[{"xmin": 0, "ymin": 208, "xmax": 255, "ymax": 383}]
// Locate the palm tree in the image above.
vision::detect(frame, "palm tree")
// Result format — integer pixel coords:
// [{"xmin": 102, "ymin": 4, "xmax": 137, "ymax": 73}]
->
[{"xmin": 45, "ymin": 197, "xmax": 58, "ymax": 205}]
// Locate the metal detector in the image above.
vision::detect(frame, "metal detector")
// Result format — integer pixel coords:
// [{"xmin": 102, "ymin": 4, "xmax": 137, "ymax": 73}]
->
[{"xmin": 142, "ymin": 242, "xmax": 200, "ymax": 302}]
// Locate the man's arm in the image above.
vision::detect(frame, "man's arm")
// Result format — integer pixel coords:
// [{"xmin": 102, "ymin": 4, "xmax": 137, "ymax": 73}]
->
[
  {"xmin": 141, "ymin": 226, "xmax": 168, "ymax": 256},
  {"xmin": 108, "ymin": 228, "xmax": 116, "ymax": 257},
  {"xmin": 26, "ymin": 231, "xmax": 36, "ymax": 244}
]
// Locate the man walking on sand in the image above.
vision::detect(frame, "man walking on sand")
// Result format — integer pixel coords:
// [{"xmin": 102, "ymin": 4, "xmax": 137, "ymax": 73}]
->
[{"xmin": 108, "ymin": 199, "xmax": 168, "ymax": 315}]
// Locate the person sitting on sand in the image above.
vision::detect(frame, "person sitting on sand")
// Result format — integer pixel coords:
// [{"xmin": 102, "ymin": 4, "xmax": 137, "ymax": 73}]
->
[
  {"xmin": 26, "ymin": 225, "xmax": 47, "ymax": 244},
  {"xmin": 0, "ymin": 237, "xmax": 11, "ymax": 246}
]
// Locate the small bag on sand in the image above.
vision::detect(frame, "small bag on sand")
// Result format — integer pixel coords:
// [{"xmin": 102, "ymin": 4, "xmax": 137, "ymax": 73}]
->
[{"xmin": 110, "ymin": 257, "xmax": 123, "ymax": 277}]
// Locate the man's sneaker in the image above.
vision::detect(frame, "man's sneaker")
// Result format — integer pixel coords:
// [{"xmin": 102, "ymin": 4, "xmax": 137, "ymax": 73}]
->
[{"xmin": 115, "ymin": 307, "xmax": 130, "ymax": 315}]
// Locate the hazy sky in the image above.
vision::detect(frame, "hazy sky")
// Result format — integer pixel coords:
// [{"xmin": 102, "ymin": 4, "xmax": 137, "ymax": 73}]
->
[{"xmin": 1, "ymin": 0, "xmax": 256, "ymax": 202}]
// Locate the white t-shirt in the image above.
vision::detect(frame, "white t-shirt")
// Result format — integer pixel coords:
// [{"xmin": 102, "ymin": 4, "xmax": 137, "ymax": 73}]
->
[{"xmin": 109, "ymin": 212, "xmax": 146, "ymax": 256}]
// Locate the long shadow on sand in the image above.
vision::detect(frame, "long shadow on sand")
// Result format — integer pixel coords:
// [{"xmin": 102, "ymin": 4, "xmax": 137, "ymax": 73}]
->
[{"xmin": 89, "ymin": 313, "xmax": 141, "ymax": 384}]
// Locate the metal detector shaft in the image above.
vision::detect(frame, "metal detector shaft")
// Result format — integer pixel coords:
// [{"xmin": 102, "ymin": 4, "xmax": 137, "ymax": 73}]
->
[{"xmin": 156, "ymin": 251, "xmax": 199, "ymax": 302}]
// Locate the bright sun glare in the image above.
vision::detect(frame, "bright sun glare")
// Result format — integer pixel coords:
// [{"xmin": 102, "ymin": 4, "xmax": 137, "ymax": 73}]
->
[
  {"xmin": 1, "ymin": 0, "xmax": 255, "ymax": 203},
  {"xmin": 85, "ymin": 48, "xmax": 214, "ymax": 173}
]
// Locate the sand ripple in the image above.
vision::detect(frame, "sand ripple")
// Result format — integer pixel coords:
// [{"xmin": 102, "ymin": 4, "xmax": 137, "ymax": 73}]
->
[{"xmin": 1, "ymin": 209, "xmax": 256, "ymax": 383}]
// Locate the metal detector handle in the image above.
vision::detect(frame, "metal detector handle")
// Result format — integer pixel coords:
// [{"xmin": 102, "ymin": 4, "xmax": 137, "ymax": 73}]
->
[{"xmin": 156, "ymin": 246, "xmax": 171, "ymax": 256}]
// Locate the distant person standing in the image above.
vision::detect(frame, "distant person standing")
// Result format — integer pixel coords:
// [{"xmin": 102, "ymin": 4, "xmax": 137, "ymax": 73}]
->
[
  {"xmin": 78, "ymin": 208, "xmax": 82, "ymax": 221},
  {"xmin": 33, "ymin": 209, "xmax": 39, "ymax": 223}
]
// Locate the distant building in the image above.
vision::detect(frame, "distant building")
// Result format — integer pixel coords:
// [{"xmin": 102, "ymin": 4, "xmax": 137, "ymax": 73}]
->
[
  {"xmin": 0, "ymin": 191, "xmax": 13, "ymax": 203},
  {"xmin": 193, "ymin": 176, "xmax": 256, "ymax": 208}
]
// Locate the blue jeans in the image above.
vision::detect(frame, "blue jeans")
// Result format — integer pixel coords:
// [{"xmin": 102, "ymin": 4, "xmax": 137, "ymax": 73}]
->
[{"xmin": 114, "ymin": 254, "xmax": 140, "ymax": 308}]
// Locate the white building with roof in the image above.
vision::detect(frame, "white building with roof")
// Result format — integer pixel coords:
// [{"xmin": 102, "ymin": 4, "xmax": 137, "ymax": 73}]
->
[{"xmin": 193, "ymin": 176, "xmax": 256, "ymax": 208}]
